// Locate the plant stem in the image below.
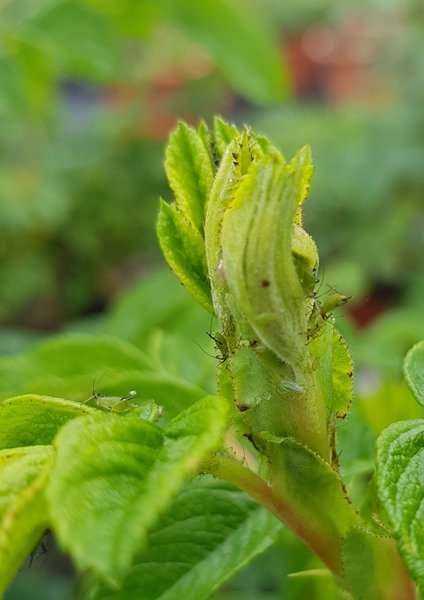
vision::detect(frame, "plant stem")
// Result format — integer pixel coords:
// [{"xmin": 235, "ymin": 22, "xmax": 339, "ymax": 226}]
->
[{"xmin": 203, "ymin": 454, "xmax": 345, "ymax": 577}]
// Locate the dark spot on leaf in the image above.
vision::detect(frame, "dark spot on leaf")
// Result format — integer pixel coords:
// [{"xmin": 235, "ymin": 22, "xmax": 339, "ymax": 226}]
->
[{"xmin": 261, "ymin": 279, "xmax": 270, "ymax": 288}]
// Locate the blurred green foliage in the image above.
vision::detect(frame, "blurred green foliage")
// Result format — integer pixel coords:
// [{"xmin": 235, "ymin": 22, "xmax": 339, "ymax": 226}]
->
[{"xmin": 0, "ymin": 0, "xmax": 287, "ymax": 325}]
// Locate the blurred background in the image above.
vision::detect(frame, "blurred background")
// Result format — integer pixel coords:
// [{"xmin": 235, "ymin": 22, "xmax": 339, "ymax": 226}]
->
[{"xmin": 1, "ymin": 0, "xmax": 424, "ymax": 598}]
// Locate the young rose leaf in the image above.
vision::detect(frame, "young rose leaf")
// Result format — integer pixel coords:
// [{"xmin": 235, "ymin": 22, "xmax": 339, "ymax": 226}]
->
[
  {"xmin": 157, "ymin": 199, "xmax": 213, "ymax": 313},
  {"xmin": 0, "ymin": 395, "xmax": 96, "ymax": 449},
  {"xmin": 164, "ymin": 121, "xmax": 214, "ymax": 233},
  {"xmin": 309, "ymin": 322, "xmax": 353, "ymax": 419},
  {"xmin": 404, "ymin": 341, "xmax": 424, "ymax": 406},
  {"xmin": 376, "ymin": 419, "xmax": 424, "ymax": 594},
  {"xmin": 48, "ymin": 396, "xmax": 228, "ymax": 583},
  {"xmin": 331, "ymin": 328, "xmax": 353, "ymax": 417},
  {"xmin": 221, "ymin": 151, "xmax": 311, "ymax": 368},
  {"xmin": 343, "ymin": 527, "xmax": 416, "ymax": 600},
  {"xmin": 86, "ymin": 478, "xmax": 282, "ymax": 600},
  {"xmin": 212, "ymin": 117, "xmax": 239, "ymax": 161},
  {"xmin": 0, "ymin": 445, "xmax": 55, "ymax": 596}
]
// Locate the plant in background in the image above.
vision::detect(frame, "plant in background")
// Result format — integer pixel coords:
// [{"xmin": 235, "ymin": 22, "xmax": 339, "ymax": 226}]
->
[
  {"xmin": 0, "ymin": 0, "xmax": 288, "ymax": 327},
  {"xmin": 0, "ymin": 120, "xmax": 423, "ymax": 599}
]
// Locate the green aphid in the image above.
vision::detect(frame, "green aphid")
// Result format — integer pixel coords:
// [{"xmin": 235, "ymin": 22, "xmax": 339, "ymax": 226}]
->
[
  {"xmin": 281, "ymin": 379, "xmax": 305, "ymax": 394},
  {"xmin": 232, "ymin": 129, "xmax": 255, "ymax": 176},
  {"xmin": 207, "ymin": 331, "xmax": 229, "ymax": 363},
  {"xmin": 85, "ymin": 389, "xmax": 139, "ymax": 413},
  {"xmin": 320, "ymin": 293, "xmax": 351, "ymax": 318}
]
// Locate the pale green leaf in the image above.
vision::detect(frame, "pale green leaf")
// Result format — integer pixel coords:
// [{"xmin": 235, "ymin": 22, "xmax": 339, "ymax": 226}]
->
[
  {"xmin": 164, "ymin": 121, "xmax": 214, "ymax": 233},
  {"xmin": 221, "ymin": 153, "xmax": 307, "ymax": 367},
  {"xmin": 48, "ymin": 396, "xmax": 228, "ymax": 582},
  {"xmin": 157, "ymin": 199, "xmax": 213, "ymax": 313},
  {"xmin": 404, "ymin": 341, "xmax": 424, "ymax": 406},
  {"xmin": 86, "ymin": 478, "xmax": 281, "ymax": 600},
  {"xmin": 0, "ymin": 445, "xmax": 55, "ymax": 596},
  {"xmin": 293, "ymin": 144, "xmax": 313, "ymax": 225},
  {"xmin": 0, "ymin": 394, "xmax": 96, "ymax": 449},
  {"xmin": 204, "ymin": 136, "xmax": 240, "ymax": 323},
  {"xmin": 212, "ymin": 117, "xmax": 239, "ymax": 161},
  {"xmin": 291, "ymin": 224, "xmax": 318, "ymax": 275},
  {"xmin": 376, "ymin": 419, "xmax": 424, "ymax": 593},
  {"xmin": 331, "ymin": 328, "xmax": 353, "ymax": 417}
]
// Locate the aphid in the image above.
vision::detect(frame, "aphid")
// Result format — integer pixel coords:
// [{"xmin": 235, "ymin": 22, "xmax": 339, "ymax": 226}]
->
[
  {"xmin": 206, "ymin": 330, "xmax": 229, "ymax": 365},
  {"xmin": 320, "ymin": 293, "xmax": 351, "ymax": 318},
  {"xmin": 85, "ymin": 382, "xmax": 139, "ymax": 413},
  {"xmin": 233, "ymin": 128, "xmax": 255, "ymax": 176},
  {"xmin": 281, "ymin": 379, "xmax": 305, "ymax": 394}
]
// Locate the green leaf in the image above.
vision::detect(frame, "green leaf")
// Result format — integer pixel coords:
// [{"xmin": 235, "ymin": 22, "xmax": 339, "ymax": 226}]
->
[
  {"xmin": 343, "ymin": 527, "xmax": 416, "ymax": 600},
  {"xmin": 86, "ymin": 478, "xmax": 281, "ymax": 600},
  {"xmin": 48, "ymin": 396, "xmax": 228, "ymax": 583},
  {"xmin": 358, "ymin": 381, "xmax": 423, "ymax": 434},
  {"xmin": 204, "ymin": 134, "xmax": 241, "ymax": 323},
  {"xmin": 309, "ymin": 322, "xmax": 353, "ymax": 419},
  {"xmin": 212, "ymin": 117, "xmax": 239, "ymax": 161},
  {"xmin": 0, "ymin": 394, "xmax": 96, "ymax": 449},
  {"xmin": 0, "ymin": 333, "xmax": 151, "ymax": 402},
  {"xmin": 28, "ymin": 333, "xmax": 150, "ymax": 377},
  {"xmin": 376, "ymin": 419, "xmax": 424, "ymax": 593},
  {"xmin": 0, "ymin": 445, "xmax": 55, "ymax": 596},
  {"xmin": 20, "ymin": 1, "xmax": 123, "ymax": 81},
  {"xmin": 166, "ymin": 0, "xmax": 288, "ymax": 104},
  {"xmin": 164, "ymin": 121, "xmax": 214, "ymax": 233},
  {"xmin": 106, "ymin": 269, "xmax": 199, "ymax": 343},
  {"xmin": 87, "ymin": 0, "xmax": 160, "ymax": 37},
  {"xmin": 404, "ymin": 341, "xmax": 424, "ymax": 406},
  {"xmin": 157, "ymin": 200, "xmax": 213, "ymax": 313},
  {"xmin": 221, "ymin": 151, "xmax": 308, "ymax": 367},
  {"xmin": 331, "ymin": 328, "xmax": 353, "ymax": 417},
  {"xmin": 270, "ymin": 438, "xmax": 358, "ymax": 575}
]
